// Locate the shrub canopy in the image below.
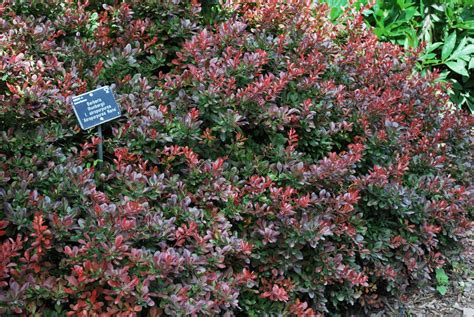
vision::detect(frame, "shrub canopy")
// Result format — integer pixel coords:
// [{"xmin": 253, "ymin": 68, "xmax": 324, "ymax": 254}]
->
[{"xmin": 0, "ymin": 0, "xmax": 472, "ymax": 315}]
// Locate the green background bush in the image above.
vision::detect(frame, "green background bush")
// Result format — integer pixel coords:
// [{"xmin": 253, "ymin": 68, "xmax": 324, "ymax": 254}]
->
[{"xmin": 323, "ymin": 0, "xmax": 474, "ymax": 112}]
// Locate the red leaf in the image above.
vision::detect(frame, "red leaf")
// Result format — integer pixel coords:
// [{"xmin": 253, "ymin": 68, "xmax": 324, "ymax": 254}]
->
[{"xmin": 6, "ymin": 83, "xmax": 17, "ymax": 94}]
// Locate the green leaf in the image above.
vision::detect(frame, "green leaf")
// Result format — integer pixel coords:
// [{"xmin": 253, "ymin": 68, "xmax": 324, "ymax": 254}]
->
[
  {"xmin": 469, "ymin": 58, "xmax": 474, "ymax": 70},
  {"xmin": 419, "ymin": 52, "xmax": 437, "ymax": 61},
  {"xmin": 404, "ymin": 7, "xmax": 418, "ymax": 20},
  {"xmin": 446, "ymin": 60, "xmax": 469, "ymax": 77},
  {"xmin": 437, "ymin": 285, "xmax": 448, "ymax": 296},
  {"xmin": 453, "ymin": 21, "xmax": 474, "ymax": 30},
  {"xmin": 442, "ymin": 32, "xmax": 457, "ymax": 61},
  {"xmin": 450, "ymin": 44, "xmax": 474, "ymax": 61},
  {"xmin": 449, "ymin": 36, "xmax": 468, "ymax": 59},
  {"xmin": 436, "ymin": 268, "xmax": 449, "ymax": 285},
  {"xmin": 337, "ymin": 293, "xmax": 345, "ymax": 301},
  {"xmin": 426, "ymin": 42, "xmax": 443, "ymax": 52},
  {"xmin": 467, "ymin": 97, "xmax": 474, "ymax": 113},
  {"xmin": 431, "ymin": 4, "xmax": 445, "ymax": 12}
]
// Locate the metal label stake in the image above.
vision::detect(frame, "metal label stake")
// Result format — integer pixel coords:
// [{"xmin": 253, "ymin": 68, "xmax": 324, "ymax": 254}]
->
[
  {"xmin": 97, "ymin": 124, "xmax": 103, "ymax": 169},
  {"xmin": 71, "ymin": 86, "xmax": 121, "ymax": 170}
]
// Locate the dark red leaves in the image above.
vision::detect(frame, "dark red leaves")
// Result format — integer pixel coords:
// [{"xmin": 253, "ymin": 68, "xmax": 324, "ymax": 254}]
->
[
  {"xmin": 175, "ymin": 222, "xmax": 200, "ymax": 247},
  {"xmin": 0, "ymin": 221, "xmax": 8, "ymax": 237}
]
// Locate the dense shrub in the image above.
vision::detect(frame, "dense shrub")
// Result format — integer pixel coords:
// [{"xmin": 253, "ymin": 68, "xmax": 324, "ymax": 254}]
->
[{"xmin": 1, "ymin": 0, "xmax": 473, "ymax": 315}]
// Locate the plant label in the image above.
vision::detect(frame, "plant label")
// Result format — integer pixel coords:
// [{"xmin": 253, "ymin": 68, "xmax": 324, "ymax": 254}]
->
[{"xmin": 71, "ymin": 86, "xmax": 121, "ymax": 130}]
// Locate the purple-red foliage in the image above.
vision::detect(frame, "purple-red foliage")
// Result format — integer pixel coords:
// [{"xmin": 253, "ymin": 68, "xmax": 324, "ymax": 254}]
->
[{"xmin": 0, "ymin": 0, "xmax": 472, "ymax": 315}]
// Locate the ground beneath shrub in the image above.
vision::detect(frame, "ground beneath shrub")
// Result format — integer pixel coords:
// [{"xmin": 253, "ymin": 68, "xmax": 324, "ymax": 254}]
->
[{"xmin": 363, "ymin": 231, "xmax": 474, "ymax": 317}]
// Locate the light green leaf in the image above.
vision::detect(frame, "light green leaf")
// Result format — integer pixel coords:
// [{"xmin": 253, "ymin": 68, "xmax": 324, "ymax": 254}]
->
[
  {"xmin": 337, "ymin": 293, "xmax": 345, "ymax": 301},
  {"xmin": 436, "ymin": 268, "xmax": 449, "ymax": 284},
  {"xmin": 469, "ymin": 58, "xmax": 474, "ymax": 70},
  {"xmin": 437, "ymin": 285, "xmax": 448, "ymax": 296},
  {"xmin": 431, "ymin": 13, "xmax": 441, "ymax": 22},
  {"xmin": 363, "ymin": 9, "xmax": 374, "ymax": 15},
  {"xmin": 450, "ymin": 45, "xmax": 474, "ymax": 61},
  {"xmin": 404, "ymin": 7, "xmax": 417, "ymax": 20},
  {"xmin": 445, "ymin": 60, "xmax": 469, "ymax": 77},
  {"xmin": 449, "ymin": 36, "xmax": 467, "ymax": 58},
  {"xmin": 459, "ymin": 44, "xmax": 474, "ymax": 57},
  {"xmin": 453, "ymin": 22, "xmax": 474, "ymax": 30},
  {"xmin": 421, "ymin": 17, "xmax": 433, "ymax": 43},
  {"xmin": 420, "ymin": 52, "xmax": 437, "ymax": 61},
  {"xmin": 468, "ymin": 102, "xmax": 474, "ymax": 114},
  {"xmin": 442, "ymin": 32, "xmax": 457, "ymax": 61},
  {"xmin": 426, "ymin": 42, "xmax": 443, "ymax": 52},
  {"xmin": 438, "ymin": 70, "xmax": 449, "ymax": 81}
]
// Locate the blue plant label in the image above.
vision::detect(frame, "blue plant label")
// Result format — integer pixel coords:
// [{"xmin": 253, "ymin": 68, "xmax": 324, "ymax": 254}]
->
[{"xmin": 71, "ymin": 86, "xmax": 121, "ymax": 130}]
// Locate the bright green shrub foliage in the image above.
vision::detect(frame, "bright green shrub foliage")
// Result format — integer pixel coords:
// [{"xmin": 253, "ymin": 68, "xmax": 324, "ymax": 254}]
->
[{"xmin": 324, "ymin": 0, "xmax": 474, "ymax": 112}]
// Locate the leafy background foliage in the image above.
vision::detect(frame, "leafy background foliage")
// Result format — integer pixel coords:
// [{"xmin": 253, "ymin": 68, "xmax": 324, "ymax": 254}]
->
[
  {"xmin": 0, "ymin": 0, "xmax": 473, "ymax": 316},
  {"xmin": 323, "ymin": 0, "xmax": 474, "ymax": 112}
]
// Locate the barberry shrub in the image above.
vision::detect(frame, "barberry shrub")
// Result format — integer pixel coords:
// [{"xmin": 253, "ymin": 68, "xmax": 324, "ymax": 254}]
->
[{"xmin": 1, "ymin": 0, "xmax": 472, "ymax": 315}]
